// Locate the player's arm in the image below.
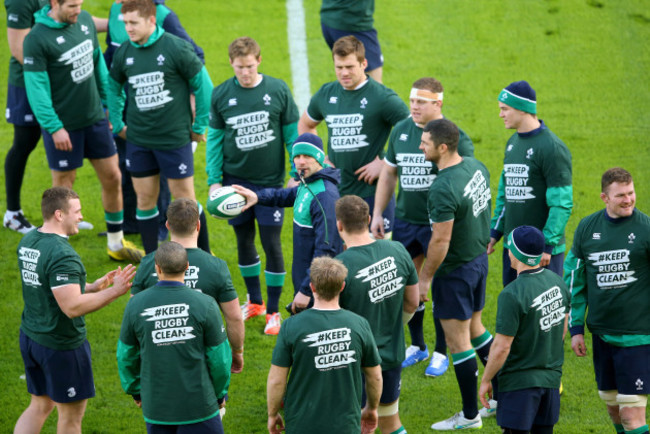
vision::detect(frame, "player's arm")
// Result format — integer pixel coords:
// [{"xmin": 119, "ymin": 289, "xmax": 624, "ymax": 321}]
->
[
  {"xmin": 298, "ymin": 110, "xmax": 320, "ymax": 135},
  {"xmin": 53, "ymin": 265, "xmax": 136, "ymax": 318},
  {"xmin": 7, "ymin": 28, "xmax": 30, "ymax": 64},
  {"xmin": 218, "ymin": 299, "xmax": 245, "ymax": 373},
  {"xmin": 488, "ymin": 170, "xmax": 507, "ymax": 254},
  {"xmin": 204, "ymin": 301, "xmax": 232, "ymax": 399},
  {"xmin": 206, "ymin": 87, "xmax": 225, "ymax": 191},
  {"xmin": 267, "ymin": 364, "xmax": 289, "ymax": 434},
  {"xmin": 283, "ymin": 121, "xmax": 300, "ymax": 182},
  {"xmin": 370, "ymin": 162, "xmax": 398, "ymax": 238},
  {"xmin": 542, "ymin": 184, "xmax": 573, "ymax": 259},
  {"xmin": 361, "ymin": 364, "xmax": 382, "ymax": 434},
  {"xmin": 479, "ymin": 333, "xmax": 514, "ymax": 408},
  {"xmin": 92, "ymin": 16, "xmax": 108, "ymax": 33},
  {"xmin": 564, "ymin": 248, "xmax": 588, "ymax": 356},
  {"xmin": 189, "ymin": 66, "xmax": 213, "ymax": 141},
  {"xmin": 107, "ymin": 75, "xmax": 127, "ymax": 138},
  {"xmin": 418, "ymin": 220, "xmax": 453, "ymax": 301},
  {"xmin": 116, "ymin": 305, "xmax": 141, "ymax": 402}
]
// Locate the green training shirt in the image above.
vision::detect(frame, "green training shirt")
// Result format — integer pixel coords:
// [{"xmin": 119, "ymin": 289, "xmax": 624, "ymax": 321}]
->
[
  {"xmin": 18, "ymin": 230, "xmax": 87, "ymax": 350},
  {"xmin": 109, "ymin": 28, "xmax": 210, "ymax": 149},
  {"xmin": 272, "ymin": 308, "xmax": 381, "ymax": 434},
  {"xmin": 23, "ymin": 7, "xmax": 107, "ymax": 132},
  {"xmin": 306, "ymin": 77, "xmax": 409, "ymax": 197},
  {"xmin": 117, "ymin": 282, "xmax": 231, "ymax": 425},
  {"xmin": 427, "ymin": 157, "xmax": 491, "ymax": 277},
  {"xmin": 131, "ymin": 248, "xmax": 238, "ymax": 304},
  {"xmin": 5, "ymin": 0, "xmax": 48, "ymax": 87},
  {"xmin": 491, "ymin": 123, "xmax": 572, "ymax": 253},
  {"xmin": 207, "ymin": 75, "xmax": 299, "ymax": 186},
  {"xmin": 320, "ymin": 0, "xmax": 374, "ymax": 32},
  {"xmin": 565, "ymin": 209, "xmax": 650, "ymax": 342},
  {"xmin": 496, "ymin": 268, "xmax": 570, "ymax": 392},
  {"xmin": 385, "ymin": 117, "xmax": 474, "ymax": 225},
  {"xmin": 337, "ymin": 239, "xmax": 418, "ymax": 370}
]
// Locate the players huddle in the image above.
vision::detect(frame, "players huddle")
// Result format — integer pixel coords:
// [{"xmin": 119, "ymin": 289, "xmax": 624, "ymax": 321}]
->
[{"xmin": 9, "ymin": 0, "xmax": 649, "ymax": 433}]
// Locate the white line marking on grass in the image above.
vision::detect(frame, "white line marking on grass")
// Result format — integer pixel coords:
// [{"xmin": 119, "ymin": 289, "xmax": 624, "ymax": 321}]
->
[{"xmin": 286, "ymin": 0, "xmax": 310, "ymax": 113}]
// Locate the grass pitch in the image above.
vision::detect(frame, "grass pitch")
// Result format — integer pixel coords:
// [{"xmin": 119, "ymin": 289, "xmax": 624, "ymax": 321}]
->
[{"xmin": 1, "ymin": 0, "xmax": 649, "ymax": 432}]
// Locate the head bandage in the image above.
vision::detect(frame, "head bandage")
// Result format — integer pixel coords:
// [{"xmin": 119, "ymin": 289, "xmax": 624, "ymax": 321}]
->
[{"xmin": 410, "ymin": 88, "xmax": 442, "ymax": 102}]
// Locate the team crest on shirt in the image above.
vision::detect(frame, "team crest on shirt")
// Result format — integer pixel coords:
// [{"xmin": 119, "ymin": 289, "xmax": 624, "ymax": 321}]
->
[
  {"xmin": 526, "ymin": 148, "xmax": 534, "ymax": 159},
  {"xmin": 157, "ymin": 54, "xmax": 165, "ymax": 65},
  {"xmin": 399, "ymin": 134, "xmax": 408, "ymax": 141},
  {"xmin": 56, "ymin": 36, "xmax": 66, "ymax": 44},
  {"xmin": 360, "ymin": 97, "xmax": 368, "ymax": 109},
  {"xmin": 329, "ymin": 96, "xmax": 338, "ymax": 104},
  {"xmin": 629, "ymin": 233, "xmax": 636, "ymax": 244},
  {"xmin": 263, "ymin": 94, "xmax": 271, "ymax": 105},
  {"xmin": 81, "ymin": 24, "xmax": 89, "ymax": 35},
  {"xmin": 229, "ymin": 98, "xmax": 237, "ymax": 106}
]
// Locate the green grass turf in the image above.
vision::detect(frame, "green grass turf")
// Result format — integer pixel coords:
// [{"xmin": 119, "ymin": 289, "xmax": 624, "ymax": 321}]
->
[{"xmin": 1, "ymin": 0, "xmax": 649, "ymax": 431}]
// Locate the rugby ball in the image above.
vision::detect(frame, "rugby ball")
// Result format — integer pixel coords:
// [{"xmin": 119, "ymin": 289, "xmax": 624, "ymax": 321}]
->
[{"xmin": 207, "ymin": 187, "xmax": 247, "ymax": 219}]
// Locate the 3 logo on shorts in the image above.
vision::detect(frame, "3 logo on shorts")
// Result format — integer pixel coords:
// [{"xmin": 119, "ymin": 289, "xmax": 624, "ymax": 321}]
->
[
  {"xmin": 59, "ymin": 160, "xmax": 69, "ymax": 168},
  {"xmin": 273, "ymin": 210, "xmax": 282, "ymax": 222},
  {"xmin": 636, "ymin": 378, "xmax": 644, "ymax": 391},
  {"xmin": 355, "ymin": 256, "xmax": 404, "ymax": 303},
  {"xmin": 67, "ymin": 387, "xmax": 77, "ymax": 398},
  {"xmin": 303, "ymin": 327, "xmax": 356, "ymax": 370},
  {"xmin": 178, "ymin": 163, "xmax": 187, "ymax": 175}
]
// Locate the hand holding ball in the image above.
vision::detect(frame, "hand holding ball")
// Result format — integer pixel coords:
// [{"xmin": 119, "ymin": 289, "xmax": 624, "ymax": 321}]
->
[{"xmin": 207, "ymin": 186, "xmax": 247, "ymax": 219}]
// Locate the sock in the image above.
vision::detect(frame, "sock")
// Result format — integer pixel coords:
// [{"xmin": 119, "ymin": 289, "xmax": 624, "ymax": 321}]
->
[
  {"xmin": 136, "ymin": 207, "xmax": 159, "ymax": 254},
  {"xmin": 472, "ymin": 330, "xmax": 498, "ymax": 399},
  {"xmin": 240, "ymin": 262, "xmax": 263, "ymax": 305},
  {"xmin": 5, "ymin": 125, "xmax": 40, "ymax": 211},
  {"xmin": 625, "ymin": 425, "xmax": 649, "ymax": 434},
  {"xmin": 106, "ymin": 210, "xmax": 125, "ymax": 250},
  {"xmin": 434, "ymin": 315, "xmax": 447, "ymax": 354},
  {"xmin": 197, "ymin": 207, "xmax": 211, "ymax": 253},
  {"xmin": 408, "ymin": 302, "xmax": 426, "ymax": 349},
  {"xmin": 265, "ymin": 270, "xmax": 285, "ymax": 314},
  {"xmin": 452, "ymin": 350, "xmax": 479, "ymax": 419},
  {"xmin": 389, "ymin": 427, "xmax": 406, "ymax": 434}
]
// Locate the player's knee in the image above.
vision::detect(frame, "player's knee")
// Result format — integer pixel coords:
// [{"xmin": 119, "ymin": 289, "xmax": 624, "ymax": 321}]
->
[
  {"xmin": 598, "ymin": 389, "xmax": 618, "ymax": 406},
  {"xmin": 616, "ymin": 393, "xmax": 647, "ymax": 408},
  {"xmin": 377, "ymin": 399, "xmax": 399, "ymax": 417}
]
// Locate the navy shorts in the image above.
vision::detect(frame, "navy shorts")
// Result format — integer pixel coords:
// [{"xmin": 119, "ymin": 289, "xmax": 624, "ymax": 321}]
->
[
  {"xmin": 362, "ymin": 365, "xmax": 402, "ymax": 406},
  {"xmin": 364, "ymin": 194, "xmax": 395, "ymax": 234},
  {"xmin": 127, "ymin": 141, "xmax": 194, "ymax": 179},
  {"xmin": 502, "ymin": 247, "xmax": 564, "ymax": 286},
  {"xmin": 497, "ymin": 387, "xmax": 560, "ymax": 430},
  {"xmin": 592, "ymin": 334, "xmax": 650, "ymax": 394},
  {"xmin": 392, "ymin": 217, "xmax": 431, "ymax": 259},
  {"xmin": 19, "ymin": 330, "xmax": 95, "ymax": 403},
  {"xmin": 146, "ymin": 413, "xmax": 223, "ymax": 434},
  {"xmin": 6, "ymin": 84, "xmax": 39, "ymax": 126},
  {"xmin": 42, "ymin": 118, "xmax": 116, "ymax": 171},
  {"xmin": 223, "ymin": 173, "xmax": 284, "ymax": 227},
  {"xmin": 432, "ymin": 253, "xmax": 488, "ymax": 320},
  {"xmin": 321, "ymin": 24, "xmax": 384, "ymax": 71}
]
